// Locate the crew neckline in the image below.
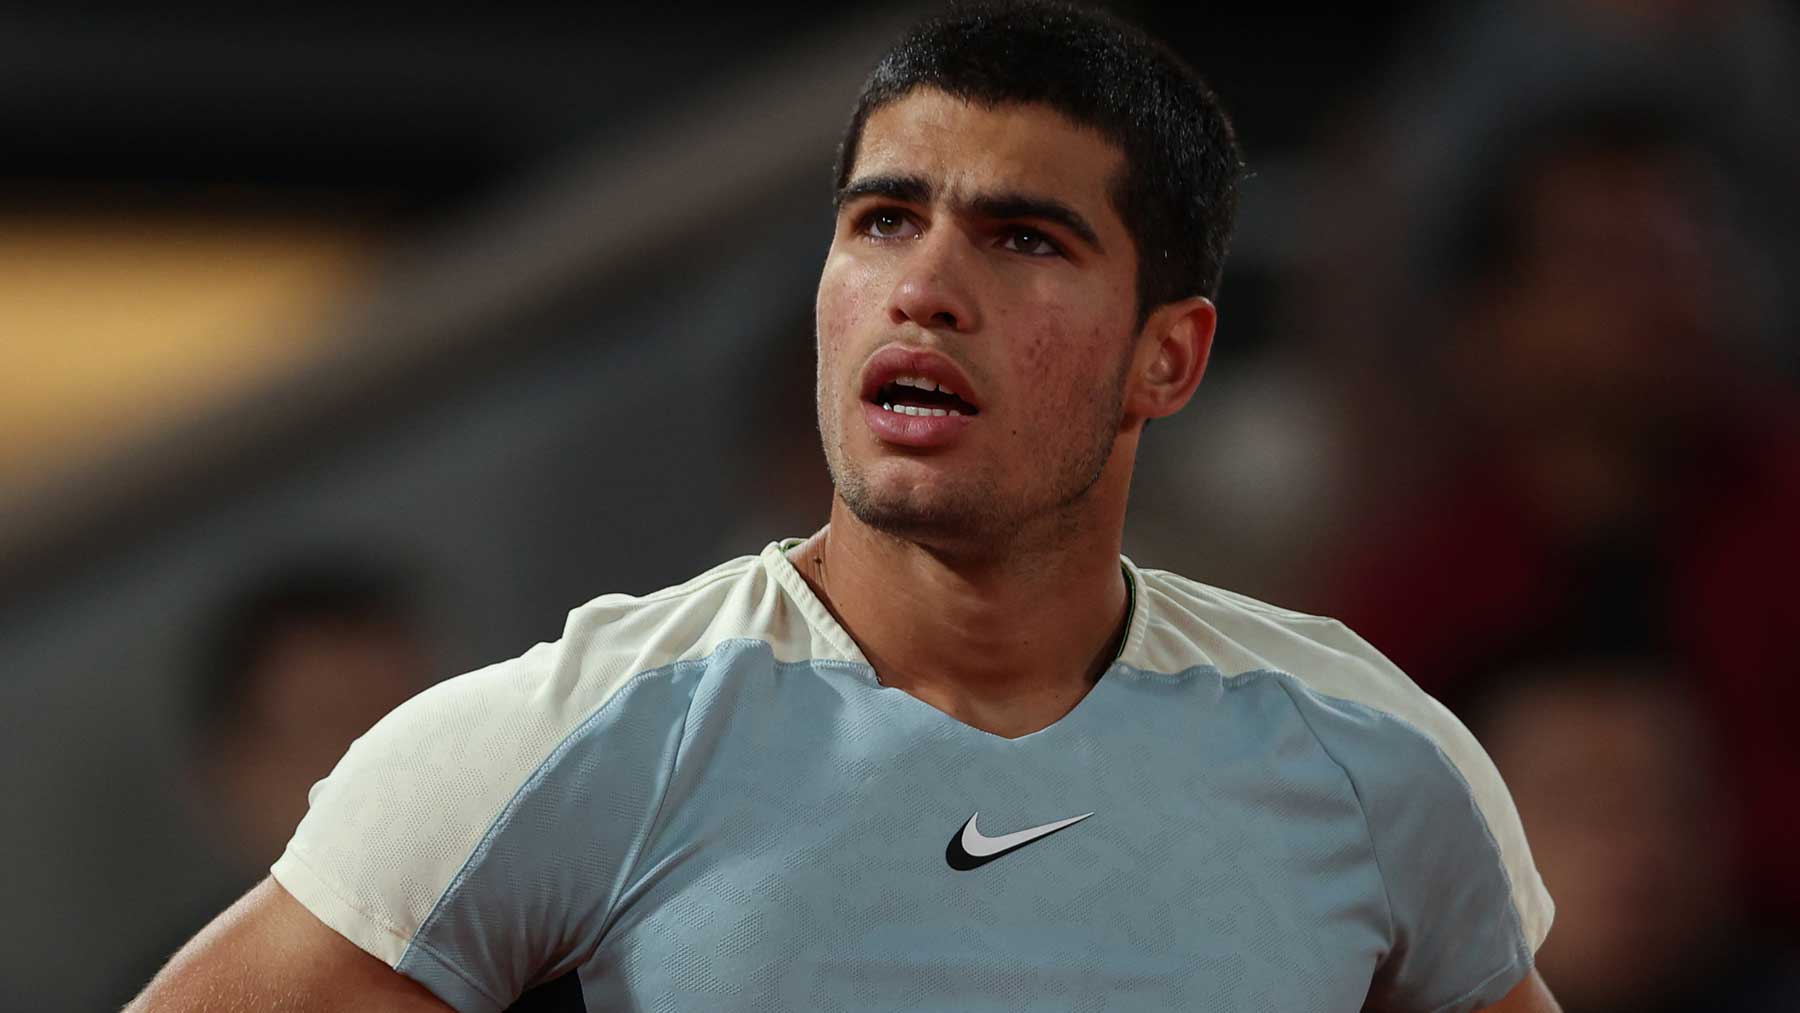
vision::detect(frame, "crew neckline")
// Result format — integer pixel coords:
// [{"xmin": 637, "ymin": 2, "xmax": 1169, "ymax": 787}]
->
[{"xmin": 763, "ymin": 536, "xmax": 1143, "ymax": 672}]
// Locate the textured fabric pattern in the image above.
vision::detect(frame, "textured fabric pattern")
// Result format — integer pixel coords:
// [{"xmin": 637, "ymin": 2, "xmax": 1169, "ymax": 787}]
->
[
  {"xmin": 1123, "ymin": 569, "xmax": 1554, "ymax": 957},
  {"xmin": 273, "ymin": 542, "xmax": 1551, "ymax": 1012}
]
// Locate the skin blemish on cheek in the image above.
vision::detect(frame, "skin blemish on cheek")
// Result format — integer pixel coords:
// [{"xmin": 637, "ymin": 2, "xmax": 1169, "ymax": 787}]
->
[
  {"xmin": 820, "ymin": 288, "xmax": 854, "ymax": 331},
  {"xmin": 817, "ymin": 267, "xmax": 871, "ymax": 350}
]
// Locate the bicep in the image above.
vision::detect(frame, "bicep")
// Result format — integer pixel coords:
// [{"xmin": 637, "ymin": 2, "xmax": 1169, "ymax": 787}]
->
[
  {"xmin": 126, "ymin": 876, "xmax": 453, "ymax": 1013},
  {"xmin": 1479, "ymin": 969, "xmax": 1560, "ymax": 1012}
]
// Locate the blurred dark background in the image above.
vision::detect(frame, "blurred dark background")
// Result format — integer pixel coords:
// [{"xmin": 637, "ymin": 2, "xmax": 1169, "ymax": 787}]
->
[{"xmin": 3, "ymin": 2, "xmax": 1797, "ymax": 1010}]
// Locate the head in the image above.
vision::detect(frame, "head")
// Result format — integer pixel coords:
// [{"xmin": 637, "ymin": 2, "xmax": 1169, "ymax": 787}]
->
[
  {"xmin": 193, "ymin": 556, "xmax": 432, "ymax": 866},
  {"xmin": 815, "ymin": 1, "xmax": 1243, "ymax": 552}
]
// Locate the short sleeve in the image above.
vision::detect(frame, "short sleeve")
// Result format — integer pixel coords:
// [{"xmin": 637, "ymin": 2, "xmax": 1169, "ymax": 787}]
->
[
  {"xmin": 271, "ymin": 636, "xmax": 697, "ymax": 1012},
  {"xmin": 1288, "ymin": 679, "xmax": 1551, "ymax": 1012}
]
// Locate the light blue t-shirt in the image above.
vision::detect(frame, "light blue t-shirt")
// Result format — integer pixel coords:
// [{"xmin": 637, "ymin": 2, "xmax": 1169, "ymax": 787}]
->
[{"xmin": 273, "ymin": 541, "xmax": 1552, "ymax": 1011}]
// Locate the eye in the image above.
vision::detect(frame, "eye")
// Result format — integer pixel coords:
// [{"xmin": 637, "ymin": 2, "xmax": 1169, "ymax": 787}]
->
[
  {"xmin": 859, "ymin": 209, "xmax": 920, "ymax": 241},
  {"xmin": 999, "ymin": 227, "xmax": 1062, "ymax": 257}
]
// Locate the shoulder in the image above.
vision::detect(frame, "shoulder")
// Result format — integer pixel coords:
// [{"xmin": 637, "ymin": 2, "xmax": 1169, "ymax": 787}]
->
[
  {"xmin": 296, "ymin": 541, "xmax": 850, "ymax": 830},
  {"xmin": 1123, "ymin": 562, "xmax": 1554, "ymax": 958},
  {"xmin": 272, "ymin": 545, "xmax": 850, "ymax": 985},
  {"xmin": 554, "ymin": 542, "xmax": 859, "ymax": 690},
  {"xmin": 1126, "ymin": 560, "xmax": 1497, "ymax": 812},
  {"xmin": 412, "ymin": 543, "xmax": 852, "ymax": 739},
  {"xmin": 1128, "ymin": 561, "xmax": 1463, "ymax": 749},
  {"xmin": 1127, "ymin": 561, "xmax": 1420, "ymax": 700},
  {"xmin": 332, "ymin": 548, "xmax": 816, "ymax": 779}
]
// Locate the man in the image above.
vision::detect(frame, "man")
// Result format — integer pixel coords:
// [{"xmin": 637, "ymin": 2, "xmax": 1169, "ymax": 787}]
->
[{"xmin": 130, "ymin": 3, "xmax": 1557, "ymax": 1010}]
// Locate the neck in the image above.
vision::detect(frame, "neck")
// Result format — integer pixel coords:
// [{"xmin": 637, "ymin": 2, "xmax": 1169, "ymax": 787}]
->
[{"xmin": 787, "ymin": 495, "xmax": 1131, "ymax": 739}]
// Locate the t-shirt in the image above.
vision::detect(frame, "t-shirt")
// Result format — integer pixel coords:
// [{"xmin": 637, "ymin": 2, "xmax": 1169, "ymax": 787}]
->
[{"xmin": 272, "ymin": 541, "xmax": 1553, "ymax": 1011}]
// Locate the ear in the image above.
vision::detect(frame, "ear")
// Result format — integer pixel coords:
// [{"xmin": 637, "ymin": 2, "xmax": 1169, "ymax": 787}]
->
[{"xmin": 1124, "ymin": 295, "xmax": 1215, "ymax": 422}]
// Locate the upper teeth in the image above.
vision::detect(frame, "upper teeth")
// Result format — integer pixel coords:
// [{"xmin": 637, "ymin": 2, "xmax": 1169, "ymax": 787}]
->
[{"xmin": 893, "ymin": 374, "xmax": 955, "ymax": 396}]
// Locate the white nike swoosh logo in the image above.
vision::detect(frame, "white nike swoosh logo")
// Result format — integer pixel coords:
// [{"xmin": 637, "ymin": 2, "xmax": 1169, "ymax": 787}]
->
[{"xmin": 958, "ymin": 811, "xmax": 1094, "ymax": 857}]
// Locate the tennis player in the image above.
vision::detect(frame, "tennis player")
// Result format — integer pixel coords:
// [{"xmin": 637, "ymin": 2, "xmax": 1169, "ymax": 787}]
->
[{"xmin": 130, "ymin": 3, "xmax": 1558, "ymax": 1009}]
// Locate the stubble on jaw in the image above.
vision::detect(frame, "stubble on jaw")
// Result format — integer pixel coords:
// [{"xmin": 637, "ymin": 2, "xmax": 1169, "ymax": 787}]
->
[{"xmin": 815, "ymin": 342, "xmax": 1132, "ymax": 553}]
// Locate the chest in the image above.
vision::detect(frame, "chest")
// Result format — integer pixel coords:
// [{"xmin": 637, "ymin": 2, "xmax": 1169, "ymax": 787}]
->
[{"xmin": 580, "ymin": 699, "xmax": 1390, "ymax": 1010}]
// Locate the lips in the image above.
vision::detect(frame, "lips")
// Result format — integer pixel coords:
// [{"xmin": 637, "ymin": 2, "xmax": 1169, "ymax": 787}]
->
[
  {"xmin": 859, "ymin": 347, "xmax": 981, "ymax": 414},
  {"xmin": 856, "ymin": 346, "xmax": 981, "ymax": 449}
]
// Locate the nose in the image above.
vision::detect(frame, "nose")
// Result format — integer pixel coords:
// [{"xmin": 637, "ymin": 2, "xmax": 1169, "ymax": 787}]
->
[{"xmin": 886, "ymin": 231, "xmax": 980, "ymax": 333}]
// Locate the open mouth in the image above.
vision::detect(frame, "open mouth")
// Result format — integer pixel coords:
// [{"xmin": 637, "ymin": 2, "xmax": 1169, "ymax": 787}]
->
[{"xmin": 870, "ymin": 374, "xmax": 981, "ymax": 417}]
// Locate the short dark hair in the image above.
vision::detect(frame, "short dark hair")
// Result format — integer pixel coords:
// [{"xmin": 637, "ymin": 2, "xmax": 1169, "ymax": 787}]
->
[{"xmin": 834, "ymin": 0, "xmax": 1244, "ymax": 321}]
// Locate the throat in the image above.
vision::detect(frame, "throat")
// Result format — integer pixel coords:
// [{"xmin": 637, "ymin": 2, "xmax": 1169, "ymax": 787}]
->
[
  {"xmin": 862, "ymin": 597, "xmax": 1127, "ymax": 740},
  {"xmin": 790, "ymin": 519, "xmax": 1132, "ymax": 737}
]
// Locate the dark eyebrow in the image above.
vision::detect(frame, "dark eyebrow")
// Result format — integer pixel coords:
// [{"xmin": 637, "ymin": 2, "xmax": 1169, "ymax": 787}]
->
[
  {"xmin": 834, "ymin": 173, "xmax": 932, "ymax": 212},
  {"xmin": 968, "ymin": 192, "xmax": 1103, "ymax": 253},
  {"xmin": 834, "ymin": 175, "xmax": 1104, "ymax": 254}
]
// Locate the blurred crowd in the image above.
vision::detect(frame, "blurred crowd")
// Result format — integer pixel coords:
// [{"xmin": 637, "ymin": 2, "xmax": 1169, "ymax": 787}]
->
[
  {"xmin": 108, "ymin": 554, "xmax": 438, "ymax": 1002},
  {"xmin": 96, "ymin": 1, "xmax": 1800, "ymax": 1010},
  {"xmin": 1151, "ymin": 1, "xmax": 1800, "ymax": 1009}
]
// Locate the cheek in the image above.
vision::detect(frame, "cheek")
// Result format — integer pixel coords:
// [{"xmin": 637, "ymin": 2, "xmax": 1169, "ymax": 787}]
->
[
  {"xmin": 815, "ymin": 255, "xmax": 886, "ymax": 425},
  {"xmin": 1019, "ymin": 270, "xmax": 1130, "ymax": 361},
  {"xmin": 816, "ymin": 253, "xmax": 884, "ymax": 351},
  {"xmin": 1014, "ymin": 299, "xmax": 1124, "ymax": 402}
]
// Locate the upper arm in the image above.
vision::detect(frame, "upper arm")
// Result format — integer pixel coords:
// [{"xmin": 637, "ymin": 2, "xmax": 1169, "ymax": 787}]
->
[
  {"xmin": 126, "ymin": 876, "xmax": 452, "ymax": 1013},
  {"xmin": 1274, "ymin": 671, "xmax": 1550, "ymax": 1011},
  {"xmin": 1480, "ymin": 969, "xmax": 1561, "ymax": 1012},
  {"xmin": 204, "ymin": 623, "xmax": 693, "ymax": 1010}
]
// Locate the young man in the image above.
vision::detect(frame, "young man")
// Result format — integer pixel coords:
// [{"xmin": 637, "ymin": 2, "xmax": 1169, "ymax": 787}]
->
[{"xmin": 130, "ymin": 4, "xmax": 1558, "ymax": 1010}]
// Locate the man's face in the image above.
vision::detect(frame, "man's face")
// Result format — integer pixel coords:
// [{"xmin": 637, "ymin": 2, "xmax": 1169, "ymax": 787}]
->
[{"xmin": 816, "ymin": 88, "xmax": 1143, "ymax": 546}]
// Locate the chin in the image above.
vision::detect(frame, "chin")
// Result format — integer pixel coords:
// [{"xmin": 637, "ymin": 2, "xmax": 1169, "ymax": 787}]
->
[{"xmin": 837, "ymin": 471, "xmax": 1004, "ymax": 543}]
